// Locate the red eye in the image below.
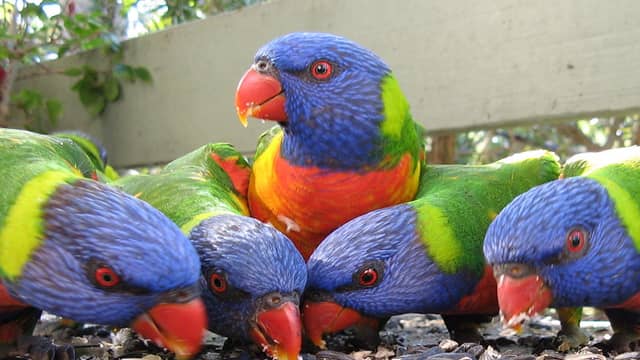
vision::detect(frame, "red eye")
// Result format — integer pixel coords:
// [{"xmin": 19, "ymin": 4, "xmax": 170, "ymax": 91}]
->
[
  {"xmin": 210, "ymin": 273, "xmax": 227, "ymax": 293},
  {"xmin": 566, "ymin": 229, "xmax": 586, "ymax": 253},
  {"xmin": 358, "ymin": 268, "xmax": 379, "ymax": 287},
  {"xmin": 95, "ymin": 267, "xmax": 120, "ymax": 287},
  {"xmin": 310, "ymin": 60, "xmax": 333, "ymax": 80}
]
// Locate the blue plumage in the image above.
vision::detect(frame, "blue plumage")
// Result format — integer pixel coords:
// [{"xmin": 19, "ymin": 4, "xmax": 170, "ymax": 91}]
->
[
  {"xmin": 255, "ymin": 32, "xmax": 391, "ymax": 169},
  {"xmin": 189, "ymin": 214, "xmax": 307, "ymax": 343},
  {"xmin": 307, "ymin": 205, "xmax": 476, "ymax": 316},
  {"xmin": 483, "ymin": 177, "xmax": 640, "ymax": 308},
  {"xmin": 7, "ymin": 180, "xmax": 201, "ymax": 326}
]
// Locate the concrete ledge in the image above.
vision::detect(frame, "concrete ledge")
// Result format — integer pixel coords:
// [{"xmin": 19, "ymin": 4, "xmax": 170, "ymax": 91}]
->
[{"xmin": 12, "ymin": 0, "xmax": 640, "ymax": 167}]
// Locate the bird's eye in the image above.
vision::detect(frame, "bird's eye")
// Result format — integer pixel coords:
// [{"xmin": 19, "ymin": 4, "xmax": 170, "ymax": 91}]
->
[
  {"xmin": 358, "ymin": 268, "xmax": 379, "ymax": 287},
  {"xmin": 566, "ymin": 228, "xmax": 587, "ymax": 253},
  {"xmin": 95, "ymin": 266, "xmax": 120, "ymax": 287},
  {"xmin": 310, "ymin": 60, "xmax": 333, "ymax": 80},
  {"xmin": 209, "ymin": 273, "xmax": 228, "ymax": 294}
]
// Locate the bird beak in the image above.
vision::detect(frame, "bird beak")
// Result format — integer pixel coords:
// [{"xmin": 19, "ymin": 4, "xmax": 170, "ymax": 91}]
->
[
  {"xmin": 235, "ymin": 67, "xmax": 286, "ymax": 127},
  {"xmin": 302, "ymin": 301, "xmax": 380, "ymax": 349},
  {"xmin": 496, "ymin": 273, "xmax": 553, "ymax": 331},
  {"xmin": 131, "ymin": 297, "xmax": 207, "ymax": 360},
  {"xmin": 249, "ymin": 301, "xmax": 302, "ymax": 360}
]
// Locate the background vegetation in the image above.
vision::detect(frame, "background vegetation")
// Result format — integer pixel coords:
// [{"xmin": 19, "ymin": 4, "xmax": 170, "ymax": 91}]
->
[{"xmin": 1, "ymin": 0, "xmax": 637, "ymax": 165}]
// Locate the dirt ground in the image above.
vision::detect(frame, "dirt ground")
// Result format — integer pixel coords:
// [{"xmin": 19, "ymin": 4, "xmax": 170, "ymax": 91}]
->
[{"xmin": 17, "ymin": 309, "xmax": 637, "ymax": 360}]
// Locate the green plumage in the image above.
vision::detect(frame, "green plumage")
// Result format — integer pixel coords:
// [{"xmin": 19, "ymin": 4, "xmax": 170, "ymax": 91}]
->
[
  {"xmin": 114, "ymin": 143, "xmax": 250, "ymax": 233},
  {"xmin": 562, "ymin": 146, "xmax": 640, "ymax": 251},
  {"xmin": 0, "ymin": 129, "xmax": 100, "ymax": 228},
  {"xmin": 51, "ymin": 130, "xmax": 119, "ymax": 181},
  {"xmin": 413, "ymin": 150, "xmax": 562, "ymax": 275}
]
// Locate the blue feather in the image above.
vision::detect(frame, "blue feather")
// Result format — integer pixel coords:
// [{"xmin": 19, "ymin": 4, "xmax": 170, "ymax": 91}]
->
[
  {"xmin": 7, "ymin": 180, "xmax": 201, "ymax": 326},
  {"xmin": 255, "ymin": 32, "xmax": 390, "ymax": 169},
  {"xmin": 483, "ymin": 177, "xmax": 640, "ymax": 308},
  {"xmin": 307, "ymin": 204, "xmax": 477, "ymax": 317},
  {"xmin": 189, "ymin": 214, "xmax": 307, "ymax": 342}
]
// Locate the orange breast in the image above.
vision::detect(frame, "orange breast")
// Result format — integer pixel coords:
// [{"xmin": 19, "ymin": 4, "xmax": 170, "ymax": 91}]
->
[{"xmin": 249, "ymin": 140, "xmax": 421, "ymax": 260}]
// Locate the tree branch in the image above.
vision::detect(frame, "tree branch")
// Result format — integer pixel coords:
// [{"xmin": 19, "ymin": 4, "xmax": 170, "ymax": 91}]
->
[{"xmin": 556, "ymin": 123, "xmax": 604, "ymax": 152}]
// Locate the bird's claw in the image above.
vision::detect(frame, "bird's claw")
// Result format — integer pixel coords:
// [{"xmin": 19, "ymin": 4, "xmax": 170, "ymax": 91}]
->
[{"xmin": 555, "ymin": 329, "xmax": 589, "ymax": 352}]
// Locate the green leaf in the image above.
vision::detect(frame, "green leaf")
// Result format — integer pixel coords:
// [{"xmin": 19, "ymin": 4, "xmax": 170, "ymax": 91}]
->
[
  {"xmin": 57, "ymin": 44, "xmax": 71, "ymax": 58},
  {"xmin": 133, "ymin": 66, "xmax": 152, "ymax": 83},
  {"xmin": 81, "ymin": 37, "xmax": 108, "ymax": 51},
  {"xmin": 63, "ymin": 67, "xmax": 83, "ymax": 76},
  {"xmin": 0, "ymin": 46, "xmax": 9, "ymax": 60},
  {"xmin": 113, "ymin": 63, "xmax": 135, "ymax": 82},
  {"xmin": 104, "ymin": 76, "xmax": 121, "ymax": 101},
  {"xmin": 77, "ymin": 87, "xmax": 106, "ymax": 116},
  {"xmin": 12, "ymin": 89, "xmax": 43, "ymax": 111},
  {"xmin": 86, "ymin": 96, "xmax": 106, "ymax": 116},
  {"xmin": 45, "ymin": 99, "xmax": 63, "ymax": 125},
  {"xmin": 20, "ymin": 3, "xmax": 47, "ymax": 21}
]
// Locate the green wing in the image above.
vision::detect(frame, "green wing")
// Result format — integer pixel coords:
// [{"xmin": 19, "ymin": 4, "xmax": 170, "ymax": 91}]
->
[
  {"xmin": 414, "ymin": 150, "xmax": 561, "ymax": 275},
  {"xmin": 562, "ymin": 146, "xmax": 640, "ymax": 178},
  {"xmin": 114, "ymin": 143, "xmax": 251, "ymax": 234},
  {"xmin": 253, "ymin": 125, "xmax": 282, "ymax": 164},
  {"xmin": 563, "ymin": 146, "xmax": 640, "ymax": 251},
  {"xmin": 0, "ymin": 128, "xmax": 101, "ymax": 279}
]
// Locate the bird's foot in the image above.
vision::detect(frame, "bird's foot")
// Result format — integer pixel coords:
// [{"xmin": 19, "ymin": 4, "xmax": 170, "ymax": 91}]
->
[
  {"xmin": 555, "ymin": 328, "xmax": 589, "ymax": 352},
  {"xmin": 604, "ymin": 332, "xmax": 639, "ymax": 354},
  {"xmin": 442, "ymin": 314, "xmax": 490, "ymax": 345}
]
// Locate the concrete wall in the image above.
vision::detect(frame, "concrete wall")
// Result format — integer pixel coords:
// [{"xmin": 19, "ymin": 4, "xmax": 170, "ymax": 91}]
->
[{"xmin": 12, "ymin": 0, "xmax": 640, "ymax": 167}]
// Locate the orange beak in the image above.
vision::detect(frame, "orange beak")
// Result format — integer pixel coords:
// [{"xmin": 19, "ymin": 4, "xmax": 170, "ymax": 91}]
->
[
  {"xmin": 235, "ymin": 68, "xmax": 286, "ymax": 127},
  {"xmin": 302, "ymin": 301, "xmax": 380, "ymax": 349},
  {"xmin": 249, "ymin": 301, "xmax": 302, "ymax": 360},
  {"xmin": 132, "ymin": 298, "xmax": 207, "ymax": 360},
  {"xmin": 496, "ymin": 274, "xmax": 553, "ymax": 331}
]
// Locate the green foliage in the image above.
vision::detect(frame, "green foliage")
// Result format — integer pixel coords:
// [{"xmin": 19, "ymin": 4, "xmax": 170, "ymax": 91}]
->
[
  {"xmin": 0, "ymin": 0, "xmax": 152, "ymax": 132},
  {"xmin": 12, "ymin": 89, "xmax": 62, "ymax": 131},
  {"xmin": 452, "ymin": 115, "xmax": 640, "ymax": 165},
  {"xmin": 127, "ymin": 0, "xmax": 264, "ymax": 33}
]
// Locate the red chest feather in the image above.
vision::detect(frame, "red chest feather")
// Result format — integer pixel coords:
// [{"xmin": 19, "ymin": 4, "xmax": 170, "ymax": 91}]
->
[
  {"xmin": 249, "ymin": 150, "xmax": 420, "ymax": 259},
  {"xmin": 446, "ymin": 266, "xmax": 499, "ymax": 315}
]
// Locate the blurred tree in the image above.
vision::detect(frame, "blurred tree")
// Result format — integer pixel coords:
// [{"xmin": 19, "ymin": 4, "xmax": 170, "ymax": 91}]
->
[
  {"xmin": 0, "ymin": 0, "xmax": 152, "ymax": 132},
  {"xmin": 443, "ymin": 114, "xmax": 640, "ymax": 165},
  {"xmin": 1, "ymin": 0, "xmax": 261, "ymax": 132}
]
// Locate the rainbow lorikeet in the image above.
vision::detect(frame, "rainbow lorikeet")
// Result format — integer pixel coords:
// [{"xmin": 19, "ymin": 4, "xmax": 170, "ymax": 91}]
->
[
  {"xmin": 302, "ymin": 150, "xmax": 561, "ymax": 348},
  {"xmin": 235, "ymin": 32, "xmax": 425, "ymax": 259},
  {"xmin": 0, "ymin": 128, "xmax": 206, "ymax": 359},
  {"xmin": 114, "ymin": 143, "xmax": 306, "ymax": 360},
  {"xmin": 51, "ymin": 130, "xmax": 119, "ymax": 181},
  {"xmin": 484, "ymin": 146, "xmax": 640, "ymax": 351}
]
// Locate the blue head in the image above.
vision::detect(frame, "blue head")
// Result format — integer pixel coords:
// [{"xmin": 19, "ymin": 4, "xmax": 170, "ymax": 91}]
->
[
  {"xmin": 189, "ymin": 214, "xmax": 307, "ymax": 358},
  {"xmin": 303, "ymin": 204, "xmax": 481, "ymax": 346},
  {"xmin": 236, "ymin": 32, "xmax": 396, "ymax": 169},
  {"xmin": 484, "ymin": 177, "xmax": 640, "ymax": 308},
  {"xmin": 7, "ymin": 180, "xmax": 202, "ymax": 325}
]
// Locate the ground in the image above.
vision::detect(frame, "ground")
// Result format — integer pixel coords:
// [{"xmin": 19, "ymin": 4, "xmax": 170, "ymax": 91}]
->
[{"xmin": 10, "ymin": 309, "xmax": 638, "ymax": 360}]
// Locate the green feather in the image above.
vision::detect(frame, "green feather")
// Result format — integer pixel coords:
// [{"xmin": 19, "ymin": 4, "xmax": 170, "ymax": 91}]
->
[
  {"xmin": 0, "ymin": 128, "xmax": 102, "ymax": 279},
  {"xmin": 114, "ymin": 143, "xmax": 250, "ymax": 234},
  {"xmin": 379, "ymin": 74, "xmax": 425, "ymax": 169},
  {"xmin": 563, "ymin": 146, "xmax": 640, "ymax": 251},
  {"xmin": 413, "ymin": 150, "xmax": 561, "ymax": 275},
  {"xmin": 254, "ymin": 125, "xmax": 282, "ymax": 163}
]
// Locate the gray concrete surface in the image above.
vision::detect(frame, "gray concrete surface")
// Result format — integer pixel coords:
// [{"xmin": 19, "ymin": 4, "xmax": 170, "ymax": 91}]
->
[{"xmin": 11, "ymin": 0, "xmax": 640, "ymax": 167}]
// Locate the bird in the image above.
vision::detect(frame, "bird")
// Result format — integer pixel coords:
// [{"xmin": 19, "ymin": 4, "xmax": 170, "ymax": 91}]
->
[
  {"xmin": 235, "ymin": 32, "xmax": 425, "ymax": 259},
  {"xmin": 483, "ymin": 146, "xmax": 640, "ymax": 352},
  {"xmin": 0, "ymin": 128, "xmax": 207, "ymax": 359},
  {"xmin": 51, "ymin": 130, "xmax": 119, "ymax": 181},
  {"xmin": 303, "ymin": 150, "xmax": 561, "ymax": 348},
  {"xmin": 114, "ymin": 142, "xmax": 307, "ymax": 360}
]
